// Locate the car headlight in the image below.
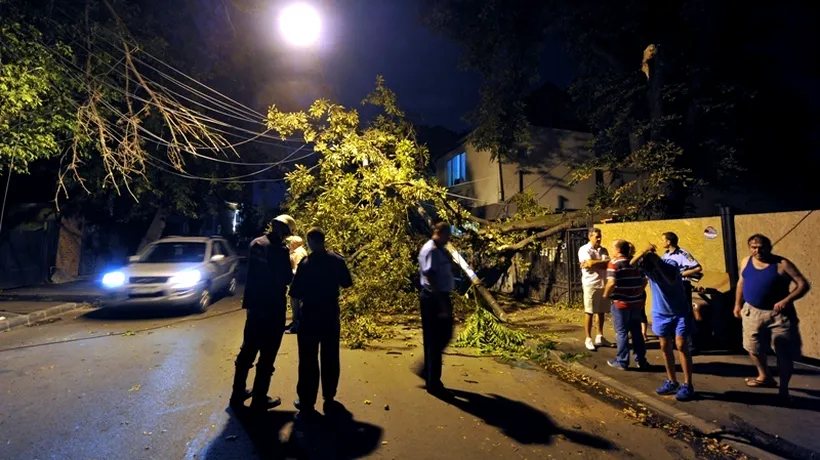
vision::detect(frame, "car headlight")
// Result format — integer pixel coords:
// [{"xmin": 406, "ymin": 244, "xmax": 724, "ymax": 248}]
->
[
  {"xmin": 169, "ymin": 270, "xmax": 202, "ymax": 289},
  {"xmin": 102, "ymin": 271, "xmax": 126, "ymax": 288}
]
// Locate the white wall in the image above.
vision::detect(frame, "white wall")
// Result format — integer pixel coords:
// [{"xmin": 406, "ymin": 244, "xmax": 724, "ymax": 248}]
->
[{"xmin": 435, "ymin": 128, "xmax": 596, "ymax": 217}]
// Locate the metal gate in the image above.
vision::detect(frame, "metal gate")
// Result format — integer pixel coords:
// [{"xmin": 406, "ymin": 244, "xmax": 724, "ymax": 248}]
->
[{"xmin": 522, "ymin": 227, "xmax": 588, "ymax": 304}]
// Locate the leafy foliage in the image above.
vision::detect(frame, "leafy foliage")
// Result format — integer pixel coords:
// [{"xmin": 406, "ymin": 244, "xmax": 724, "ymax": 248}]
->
[
  {"xmin": 423, "ymin": 0, "xmax": 778, "ymax": 218},
  {"xmin": 265, "ymin": 77, "xmax": 471, "ymax": 320},
  {"xmin": 455, "ymin": 297, "xmax": 528, "ymax": 354},
  {"xmin": 0, "ymin": 18, "xmax": 75, "ymax": 174}
]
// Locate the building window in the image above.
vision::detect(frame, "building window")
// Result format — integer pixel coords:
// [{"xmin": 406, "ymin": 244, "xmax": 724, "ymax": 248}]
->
[
  {"xmin": 446, "ymin": 152, "xmax": 466, "ymax": 186},
  {"xmin": 557, "ymin": 195, "xmax": 568, "ymax": 211}
]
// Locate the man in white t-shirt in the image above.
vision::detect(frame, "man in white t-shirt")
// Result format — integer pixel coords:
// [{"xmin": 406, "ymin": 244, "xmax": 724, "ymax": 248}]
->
[{"xmin": 578, "ymin": 228, "xmax": 612, "ymax": 351}]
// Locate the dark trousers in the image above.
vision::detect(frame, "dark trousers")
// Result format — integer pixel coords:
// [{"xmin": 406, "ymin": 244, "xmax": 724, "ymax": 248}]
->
[
  {"xmin": 420, "ymin": 290, "xmax": 454, "ymax": 389},
  {"xmin": 611, "ymin": 305, "xmax": 647, "ymax": 367},
  {"xmin": 234, "ymin": 309, "xmax": 286, "ymax": 399},
  {"xmin": 296, "ymin": 323, "xmax": 341, "ymax": 408}
]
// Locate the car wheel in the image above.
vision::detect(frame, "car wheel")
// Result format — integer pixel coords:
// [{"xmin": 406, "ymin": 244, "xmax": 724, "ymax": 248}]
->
[
  {"xmin": 195, "ymin": 287, "xmax": 211, "ymax": 313},
  {"xmin": 227, "ymin": 277, "xmax": 237, "ymax": 296}
]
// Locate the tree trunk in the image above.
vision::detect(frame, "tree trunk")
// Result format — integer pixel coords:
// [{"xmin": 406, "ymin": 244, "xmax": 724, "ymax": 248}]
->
[{"xmin": 138, "ymin": 207, "xmax": 167, "ymax": 253}]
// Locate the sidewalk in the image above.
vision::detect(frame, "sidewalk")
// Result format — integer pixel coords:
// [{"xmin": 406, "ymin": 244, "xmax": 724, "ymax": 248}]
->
[
  {"xmin": 0, "ymin": 301, "xmax": 87, "ymax": 332},
  {"xmin": 0, "ymin": 280, "xmax": 103, "ymax": 302},
  {"xmin": 508, "ymin": 304, "xmax": 820, "ymax": 459}
]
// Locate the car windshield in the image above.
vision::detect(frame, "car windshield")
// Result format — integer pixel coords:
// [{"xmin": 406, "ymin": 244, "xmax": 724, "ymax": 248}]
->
[{"xmin": 140, "ymin": 242, "xmax": 206, "ymax": 263}]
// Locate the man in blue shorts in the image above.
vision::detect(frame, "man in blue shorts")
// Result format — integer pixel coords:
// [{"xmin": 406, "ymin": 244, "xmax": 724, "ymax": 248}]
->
[{"xmin": 632, "ymin": 243, "xmax": 696, "ymax": 401}]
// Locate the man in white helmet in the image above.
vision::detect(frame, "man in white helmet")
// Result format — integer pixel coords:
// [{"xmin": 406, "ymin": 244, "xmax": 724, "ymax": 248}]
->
[{"xmin": 230, "ymin": 214, "xmax": 294, "ymax": 411}]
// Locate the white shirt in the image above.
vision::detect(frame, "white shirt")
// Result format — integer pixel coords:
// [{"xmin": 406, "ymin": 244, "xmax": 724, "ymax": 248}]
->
[{"xmin": 578, "ymin": 242, "xmax": 609, "ymax": 288}]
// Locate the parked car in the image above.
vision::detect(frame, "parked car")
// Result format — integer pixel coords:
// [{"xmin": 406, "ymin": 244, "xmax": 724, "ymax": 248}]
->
[{"xmin": 101, "ymin": 236, "xmax": 238, "ymax": 312}]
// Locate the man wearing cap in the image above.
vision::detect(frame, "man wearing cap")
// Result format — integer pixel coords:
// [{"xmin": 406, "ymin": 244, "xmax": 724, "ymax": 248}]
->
[{"xmin": 230, "ymin": 214, "xmax": 295, "ymax": 411}]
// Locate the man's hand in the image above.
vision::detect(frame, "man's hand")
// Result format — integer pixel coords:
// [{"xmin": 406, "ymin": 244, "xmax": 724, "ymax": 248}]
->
[
  {"xmin": 642, "ymin": 243, "xmax": 658, "ymax": 255},
  {"xmin": 773, "ymin": 300, "xmax": 789, "ymax": 313},
  {"xmin": 733, "ymin": 304, "xmax": 743, "ymax": 318}
]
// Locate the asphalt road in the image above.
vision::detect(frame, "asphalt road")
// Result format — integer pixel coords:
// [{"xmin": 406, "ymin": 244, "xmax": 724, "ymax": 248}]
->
[{"xmin": 0, "ymin": 289, "xmax": 704, "ymax": 460}]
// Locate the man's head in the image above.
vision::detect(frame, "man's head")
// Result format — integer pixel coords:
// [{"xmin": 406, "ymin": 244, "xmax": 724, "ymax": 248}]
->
[
  {"xmin": 432, "ymin": 221, "xmax": 452, "ymax": 245},
  {"xmin": 271, "ymin": 214, "xmax": 295, "ymax": 241},
  {"xmin": 588, "ymin": 228, "xmax": 602, "ymax": 248},
  {"xmin": 306, "ymin": 227, "xmax": 326, "ymax": 253},
  {"xmin": 662, "ymin": 232, "xmax": 678, "ymax": 250},
  {"xmin": 747, "ymin": 234, "xmax": 773, "ymax": 261},
  {"xmin": 286, "ymin": 235, "xmax": 304, "ymax": 252},
  {"xmin": 612, "ymin": 239, "xmax": 631, "ymax": 258}
]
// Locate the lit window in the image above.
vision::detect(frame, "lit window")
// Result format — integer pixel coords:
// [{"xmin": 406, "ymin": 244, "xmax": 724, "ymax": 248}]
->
[{"xmin": 447, "ymin": 152, "xmax": 467, "ymax": 186}]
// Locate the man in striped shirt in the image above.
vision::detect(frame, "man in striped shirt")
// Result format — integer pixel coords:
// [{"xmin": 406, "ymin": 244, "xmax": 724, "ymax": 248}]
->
[{"xmin": 603, "ymin": 240, "xmax": 649, "ymax": 371}]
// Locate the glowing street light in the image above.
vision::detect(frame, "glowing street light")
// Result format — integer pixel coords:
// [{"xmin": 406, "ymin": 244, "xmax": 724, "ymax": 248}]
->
[{"xmin": 278, "ymin": 3, "xmax": 321, "ymax": 47}]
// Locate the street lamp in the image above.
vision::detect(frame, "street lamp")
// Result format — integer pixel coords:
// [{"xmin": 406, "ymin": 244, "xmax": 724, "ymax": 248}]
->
[{"xmin": 278, "ymin": 3, "xmax": 321, "ymax": 47}]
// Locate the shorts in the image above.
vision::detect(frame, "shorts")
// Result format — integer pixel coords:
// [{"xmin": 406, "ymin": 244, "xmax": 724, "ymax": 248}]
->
[
  {"xmin": 582, "ymin": 285, "xmax": 609, "ymax": 314},
  {"xmin": 651, "ymin": 313, "xmax": 693, "ymax": 338},
  {"xmin": 742, "ymin": 303, "xmax": 801, "ymax": 358}
]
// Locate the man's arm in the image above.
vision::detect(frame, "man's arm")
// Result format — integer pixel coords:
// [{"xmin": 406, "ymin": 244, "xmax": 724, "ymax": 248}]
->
[
  {"xmin": 682, "ymin": 265, "xmax": 703, "ymax": 279},
  {"xmin": 603, "ymin": 278, "xmax": 616, "ymax": 298},
  {"xmin": 774, "ymin": 258, "xmax": 810, "ymax": 312},
  {"xmin": 587, "ymin": 259, "xmax": 610, "ymax": 269},
  {"xmin": 734, "ymin": 258, "xmax": 746, "ymax": 318},
  {"xmin": 648, "ymin": 253, "xmax": 678, "ymax": 285},
  {"xmin": 274, "ymin": 246, "xmax": 294, "ymax": 287},
  {"xmin": 289, "ymin": 263, "xmax": 305, "ymax": 300},
  {"xmin": 339, "ymin": 258, "xmax": 353, "ymax": 289}
]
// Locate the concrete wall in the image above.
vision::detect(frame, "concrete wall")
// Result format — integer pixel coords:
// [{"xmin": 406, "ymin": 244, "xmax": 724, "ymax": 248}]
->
[
  {"xmin": 595, "ymin": 216, "xmax": 730, "ymax": 321},
  {"xmin": 734, "ymin": 210, "xmax": 819, "ymax": 359},
  {"xmin": 435, "ymin": 128, "xmax": 596, "ymax": 218},
  {"xmin": 597, "ymin": 216, "xmax": 728, "ymax": 288}
]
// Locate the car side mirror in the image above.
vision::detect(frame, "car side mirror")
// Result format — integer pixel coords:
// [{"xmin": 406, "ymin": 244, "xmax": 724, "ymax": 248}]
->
[
  {"xmin": 128, "ymin": 255, "xmax": 140, "ymax": 263},
  {"xmin": 210, "ymin": 254, "xmax": 225, "ymax": 262}
]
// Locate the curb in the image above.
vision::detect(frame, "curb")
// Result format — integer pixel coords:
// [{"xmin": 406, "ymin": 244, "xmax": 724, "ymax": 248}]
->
[
  {"xmin": 0, "ymin": 302, "xmax": 83, "ymax": 332},
  {"xmin": 543, "ymin": 349, "xmax": 782, "ymax": 460},
  {"xmin": 0, "ymin": 294, "xmax": 101, "ymax": 302}
]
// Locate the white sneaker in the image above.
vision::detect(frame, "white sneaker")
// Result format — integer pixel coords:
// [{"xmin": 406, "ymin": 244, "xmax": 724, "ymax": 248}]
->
[
  {"xmin": 585, "ymin": 337, "xmax": 597, "ymax": 351},
  {"xmin": 595, "ymin": 335, "xmax": 611, "ymax": 347}
]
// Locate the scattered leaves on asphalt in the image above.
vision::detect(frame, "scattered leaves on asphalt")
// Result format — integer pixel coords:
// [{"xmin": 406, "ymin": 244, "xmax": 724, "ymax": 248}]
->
[
  {"xmin": 128, "ymin": 385, "xmax": 141, "ymax": 392},
  {"xmin": 124, "ymin": 331, "xmax": 136, "ymax": 336},
  {"xmin": 381, "ymin": 441, "xmax": 388, "ymax": 445},
  {"xmin": 364, "ymin": 399, "xmax": 372, "ymax": 405},
  {"xmin": 384, "ymin": 404, "xmax": 390, "ymax": 411},
  {"xmin": 464, "ymin": 379, "xmax": 479, "ymax": 384}
]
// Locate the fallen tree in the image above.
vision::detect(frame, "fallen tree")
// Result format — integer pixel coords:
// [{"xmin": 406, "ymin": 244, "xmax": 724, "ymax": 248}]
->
[{"xmin": 264, "ymin": 79, "xmax": 582, "ymax": 347}]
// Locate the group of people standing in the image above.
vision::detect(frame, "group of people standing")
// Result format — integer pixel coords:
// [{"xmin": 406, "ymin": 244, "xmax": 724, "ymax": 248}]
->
[
  {"xmin": 579, "ymin": 228, "xmax": 809, "ymax": 402},
  {"xmin": 230, "ymin": 214, "xmax": 353, "ymax": 417}
]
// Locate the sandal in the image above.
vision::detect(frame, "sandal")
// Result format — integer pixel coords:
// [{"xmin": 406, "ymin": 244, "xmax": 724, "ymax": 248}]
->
[{"xmin": 746, "ymin": 377, "xmax": 777, "ymax": 388}]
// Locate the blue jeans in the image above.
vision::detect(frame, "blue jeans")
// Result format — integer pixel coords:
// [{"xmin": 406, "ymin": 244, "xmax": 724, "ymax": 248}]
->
[{"xmin": 611, "ymin": 305, "xmax": 647, "ymax": 367}]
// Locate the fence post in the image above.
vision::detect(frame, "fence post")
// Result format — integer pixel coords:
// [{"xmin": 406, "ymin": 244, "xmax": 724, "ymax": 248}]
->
[{"xmin": 719, "ymin": 205, "xmax": 739, "ymax": 288}]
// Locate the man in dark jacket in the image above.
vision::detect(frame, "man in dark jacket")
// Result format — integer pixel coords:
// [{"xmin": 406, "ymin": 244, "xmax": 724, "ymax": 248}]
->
[
  {"xmin": 230, "ymin": 215, "xmax": 295, "ymax": 411},
  {"xmin": 289, "ymin": 227, "xmax": 353, "ymax": 416}
]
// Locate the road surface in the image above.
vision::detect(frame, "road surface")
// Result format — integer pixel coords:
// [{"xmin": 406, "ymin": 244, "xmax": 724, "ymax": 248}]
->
[{"xmin": 0, "ymin": 289, "xmax": 706, "ymax": 459}]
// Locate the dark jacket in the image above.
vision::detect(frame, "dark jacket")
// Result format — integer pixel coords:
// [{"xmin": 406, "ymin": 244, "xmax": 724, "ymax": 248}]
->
[
  {"xmin": 242, "ymin": 234, "xmax": 293, "ymax": 316},
  {"xmin": 289, "ymin": 250, "xmax": 352, "ymax": 328}
]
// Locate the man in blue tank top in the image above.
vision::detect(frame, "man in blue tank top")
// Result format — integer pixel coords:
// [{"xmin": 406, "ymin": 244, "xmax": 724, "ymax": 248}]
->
[{"xmin": 734, "ymin": 234, "xmax": 809, "ymax": 401}]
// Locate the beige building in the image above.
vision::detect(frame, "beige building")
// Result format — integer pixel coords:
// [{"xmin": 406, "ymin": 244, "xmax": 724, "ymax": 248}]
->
[{"xmin": 434, "ymin": 127, "xmax": 597, "ymax": 219}]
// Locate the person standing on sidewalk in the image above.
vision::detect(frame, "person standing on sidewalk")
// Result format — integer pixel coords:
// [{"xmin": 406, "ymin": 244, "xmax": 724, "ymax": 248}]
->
[
  {"xmin": 290, "ymin": 227, "xmax": 353, "ymax": 416},
  {"xmin": 578, "ymin": 228, "xmax": 611, "ymax": 351},
  {"xmin": 662, "ymin": 232, "xmax": 704, "ymax": 352},
  {"xmin": 230, "ymin": 215, "xmax": 295, "ymax": 411},
  {"xmin": 734, "ymin": 234, "xmax": 809, "ymax": 401},
  {"xmin": 418, "ymin": 222, "xmax": 456, "ymax": 398},
  {"xmin": 285, "ymin": 236, "xmax": 309, "ymax": 334},
  {"xmin": 604, "ymin": 240, "xmax": 649, "ymax": 371},
  {"xmin": 632, "ymin": 243, "xmax": 696, "ymax": 401}
]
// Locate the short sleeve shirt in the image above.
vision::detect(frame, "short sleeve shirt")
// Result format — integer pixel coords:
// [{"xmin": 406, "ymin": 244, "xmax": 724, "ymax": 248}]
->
[
  {"xmin": 578, "ymin": 242, "xmax": 609, "ymax": 288},
  {"xmin": 419, "ymin": 239, "xmax": 455, "ymax": 293},
  {"xmin": 662, "ymin": 247, "xmax": 703, "ymax": 282},
  {"xmin": 606, "ymin": 257, "xmax": 646, "ymax": 309}
]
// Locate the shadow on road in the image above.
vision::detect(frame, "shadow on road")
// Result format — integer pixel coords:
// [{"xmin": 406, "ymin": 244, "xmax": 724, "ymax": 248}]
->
[
  {"xmin": 203, "ymin": 403, "xmax": 383, "ymax": 459},
  {"xmin": 435, "ymin": 389, "xmax": 615, "ymax": 450},
  {"xmin": 693, "ymin": 361, "xmax": 819, "ymax": 378}
]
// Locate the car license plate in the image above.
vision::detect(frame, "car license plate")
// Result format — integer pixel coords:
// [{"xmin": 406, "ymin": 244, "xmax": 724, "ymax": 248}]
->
[{"xmin": 130, "ymin": 287, "xmax": 160, "ymax": 295}]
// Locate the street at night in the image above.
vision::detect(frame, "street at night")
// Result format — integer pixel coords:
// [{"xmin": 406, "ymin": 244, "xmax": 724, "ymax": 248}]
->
[{"xmin": 1, "ymin": 290, "xmax": 713, "ymax": 460}]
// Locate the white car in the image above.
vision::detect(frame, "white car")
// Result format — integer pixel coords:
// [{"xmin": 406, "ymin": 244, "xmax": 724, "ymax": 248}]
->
[{"xmin": 101, "ymin": 236, "xmax": 238, "ymax": 312}]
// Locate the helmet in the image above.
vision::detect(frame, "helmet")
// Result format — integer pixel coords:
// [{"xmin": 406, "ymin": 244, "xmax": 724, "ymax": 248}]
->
[{"xmin": 273, "ymin": 214, "xmax": 297, "ymax": 235}]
